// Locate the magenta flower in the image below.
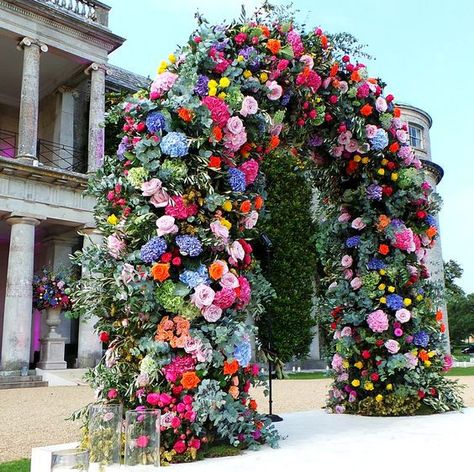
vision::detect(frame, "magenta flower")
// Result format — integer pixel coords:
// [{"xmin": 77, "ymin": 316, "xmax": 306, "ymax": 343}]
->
[{"xmin": 136, "ymin": 435, "xmax": 150, "ymax": 448}]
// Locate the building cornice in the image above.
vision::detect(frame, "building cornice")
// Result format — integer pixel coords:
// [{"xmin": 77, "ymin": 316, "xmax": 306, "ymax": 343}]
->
[
  {"xmin": 421, "ymin": 159, "xmax": 444, "ymax": 184},
  {"xmin": 397, "ymin": 102, "xmax": 433, "ymax": 129},
  {"xmin": 1, "ymin": 0, "xmax": 125, "ymax": 55}
]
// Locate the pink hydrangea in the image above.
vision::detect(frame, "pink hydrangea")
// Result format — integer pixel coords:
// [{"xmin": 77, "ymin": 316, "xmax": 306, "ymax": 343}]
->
[
  {"xmin": 213, "ymin": 287, "xmax": 236, "ymax": 309},
  {"xmin": 367, "ymin": 309, "xmax": 389, "ymax": 333},
  {"xmin": 151, "ymin": 72, "xmax": 178, "ymax": 97},
  {"xmin": 287, "ymin": 30, "xmax": 304, "ymax": 57},
  {"xmin": 162, "ymin": 355, "xmax": 195, "ymax": 383},
  {"xmin": 240, "ymin": 159, "xmax": 259, "ymax": 185},
  {"xmin": 202, "ymin": 96, "xmax": 230, "ymax": 127},
  {"xmin": 331, "ymin": 353, "xmax": 344, "ymax": 372},
  {"xmin": 165, "ymin": 196, "xmax": 198, "ymax": 220},
  {"xmin": 393, "ymin": 227, "xmax": 416, "ymax": 253},
  {"xmin": 236, "ymin": 276, "xmax": 251, "ymax": 309}
]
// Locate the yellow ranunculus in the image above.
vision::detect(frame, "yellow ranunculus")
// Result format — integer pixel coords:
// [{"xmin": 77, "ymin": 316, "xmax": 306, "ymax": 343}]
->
[
  {"xmin": 381, "ymin": 158, "xmax": 388, "ymax": 166},
  {"xmin": 157, "ymin": 60, "xmax": 168, "ymax": 74},
  {"xmin": 424, "ymin": 360, "xmax": 432, "ymax": 367},
  {"xmin": 377, "ymin": 168, "xmax": 385, "ymax": 176},
  {"xmin": 218, "ymin": 92, "xmax": 227, "ymax": 100},
  {"xmin": 386, "ymin": 383, "xmax": 393, "ymax": 391},
  {"xmin": 342, "ymin": 360, "xmax": 350, "ymax": 369},
  {"xmin": 428, "ymin": 351, "xmax": 436, "ymax": 358},
  {"xmin": 208, "ymin": 87, "xmax": 217, "ymax": 97},
  {"xmin": 391, "ymin": 173, "xmax": 398, "ymax": 181},
  {"xmin": 107, "ymin": 214, "xmax": 118, "ymax": 225},
  {"xmin": 208, "ymin": 79, "xmax": 218, "ymax": 89},
  {"xmin": 379, "ymin": 269, "xmax": 386, "ymax": 276},
  {"xmin": 237, "ymin": 55, "xmax": 245, "ymax": 62},
  {"xmin": 364, "ymin": 381, "xmax": 374, "ymax": 391},
  {"xmin": 354, "ymin": 361, "xmax": 363, "ymax": 369},
  {"xmin": 219, "ymin": 77, "xmax": 230, "ymax": 88},
  {"xmin": 416, "ymin": 294, "xmax": 424, "ymax": 301},
  {"xmin": 168, "ymin": 53, "xmax": 176, "ymax": 64},
  {"xmin": 353, "ymin": 155, "xmax": 361, "ymax": 162},
  {"xmin": 375, "ymin": 394, "xmax": 383, "ymax": 402},
  {"xmin": 388, "ymin": 286, "xmax": 395, "ymax": 293},
  {"xmin": 220, "ymin": 218, "xmax": 232, "ymax": 230},
  {"xmin": 378, "ymin": 284, "xmax": 386, "ymax": 291},
  {"xmin": 351, "ymin": 379, "xmax": 360, "ymax": 387},
  {"xmin": 222, "ymin": 201, "xmax": 232, "ymax": 212},
  {"xmin": 259, "ymin": 72, "xmax": 268, "ymax": 82},
  {"xmin": 243, "ymin": 70, "xmax": 252, "ymax": 79},
  {"xmin": 361, "ymin": 157, "xmax": 370, "ymax": 164},
  {"xmin": 404, "ymin": 298, "xmax": 412, "ymax": 306},
  {"xmin": 380, "ymin": 297, "xmax": 387, "ymax": 304}
]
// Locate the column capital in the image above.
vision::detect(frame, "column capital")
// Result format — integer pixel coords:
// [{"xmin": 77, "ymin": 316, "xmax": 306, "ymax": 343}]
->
[
  {"xmin": 17, "ymin": 37, "xmax": 48, "ymax": 53},
  {"xmin": 80, "ymin": 224, "xmax": 102, "ymax": 237},
  {"xmin": 57, "ymin": 85, "xmax": 79, "ymax": 98},
  {"xmin": 5, "ymin": 215, "xmax": 41, "ymax": 227},
  {"xmin": 84, "ymin": 62, "xmax": 108, "ymax": 75}
]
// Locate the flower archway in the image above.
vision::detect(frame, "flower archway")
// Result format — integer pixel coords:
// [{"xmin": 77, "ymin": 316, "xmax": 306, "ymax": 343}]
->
[{"xmin": 74, "ymin": 10, "xmax": 462, "ymax": 463}]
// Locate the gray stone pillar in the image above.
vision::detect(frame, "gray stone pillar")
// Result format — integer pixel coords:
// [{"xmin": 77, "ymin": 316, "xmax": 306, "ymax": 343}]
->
[
  {"xmin": 85, "ymin": 63, "xmax": 107, "ymax": 173},
  {"xmin": 16, "ymin": 37, "xmax": 48, "ymax": 164},
  {"xmin": 54, "ymin": 87, "xmax": 77, "ymax": 170},
  {"xmin": 1, "ymin": 216, "xmax": 40, "ymax": 371},
  {"xmin": 76, "ymin": 227, "xmax": 103, "ymax": 367}
]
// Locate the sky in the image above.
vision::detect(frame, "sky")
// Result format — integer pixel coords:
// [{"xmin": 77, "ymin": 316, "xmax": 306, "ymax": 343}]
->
[{"xmin": 105, "ymin": 0, "xmax": 474, "ymax": 293}]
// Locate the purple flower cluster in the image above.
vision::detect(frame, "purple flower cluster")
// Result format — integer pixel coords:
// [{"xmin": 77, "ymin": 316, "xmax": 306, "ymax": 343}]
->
[
  {"xmin": 367, "ymin": 258, "xmax": 386, "ymax": 270},
  {"xmin": 413, "ymin": 330, "xmax": 430, "ymax": 348},
  {"xmin": 366, "ymin": 183, "xmax": 383, "ymax": 201},
  {"xmin": 146, "ymin": 111, "xmax": 166, "ymax": 133},
  {"xmin": 228, "ymin": 167, "xmax": 246, "ymax": 192},
  {"xmin": 386, "ymin": 294, "xmax": 404, "ymax": 311},
  {"xmin": 194, "ymin": 75, "xmax": 209, "ymax": 97},
  {"xmin": 140, "ymin": 237, "xmax": 167, "ymax": 263},
  {"xmin": 175, "ymin": 235, "xmax": 203, "ymax": 257},
  {"xmin": 308, "ymin": 135, "xmax": 323, "ymax": 147},
  {"xmin": 346, "ymin": 236, "xmax": 361, "ymax": 248}
]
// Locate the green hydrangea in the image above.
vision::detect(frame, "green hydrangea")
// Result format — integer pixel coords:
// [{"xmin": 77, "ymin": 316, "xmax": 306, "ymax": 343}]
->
[
  {"xmin": 140, "ymin": 354, "xmax": 158, "ymax": 376},
  {"xmin": 362, "ymin": 272, "xmax": 381, "ymax": 291},
  {"xmin": 181, "ymin": 302, "xmax": 201, "ymax": 320},
  {"xmin": 398, "ymin": 167, "xmax": 423, "ymax": 189},
  {"xmin": 225, "ymin": 86, "xmax": 244, "ymax": 109},
  {"xmin": 155, "ymin": 280, "xmax": 184, "ymax": 313},
  {"xmin": 159, "ymin": 159, "xmax": 188, "ymax": 183},
  {"xmin": 126, "ymin": 167, "xmax": 149, "ymax": 188},
  {"xmin": 379, "ymin": 113, "xmax": 393, "ymax": 130}
]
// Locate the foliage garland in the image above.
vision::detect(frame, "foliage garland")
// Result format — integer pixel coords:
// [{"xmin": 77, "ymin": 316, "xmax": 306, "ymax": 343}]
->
[{"xmin": 72, "ymin": 6, "xmax": 463, "ymax": 462}]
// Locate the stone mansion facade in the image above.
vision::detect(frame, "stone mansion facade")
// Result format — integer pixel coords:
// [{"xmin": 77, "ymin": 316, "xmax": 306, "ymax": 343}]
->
[{"xmin": 0, "ymin": 0, "xmax": 447, "ymax": 373}]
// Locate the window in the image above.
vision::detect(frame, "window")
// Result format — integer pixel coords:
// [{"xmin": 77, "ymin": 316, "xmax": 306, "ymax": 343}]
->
[{"xmin": 408, "ymin": 123, "xmax": 423, "ymax": 149}]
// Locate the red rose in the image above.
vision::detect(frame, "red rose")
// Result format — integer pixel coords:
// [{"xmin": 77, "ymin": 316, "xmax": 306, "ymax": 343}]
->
[
  {"xmin": 361, "ymin": 350, "xmax": 371, "ymax": 359},
  {"xmin": 417, "ymin": 390, "xmax": 425, "ymax": 399},
  {"xmin": 136, "ymin": 122, "xmax": 146, "ymax": 133},
  {"xmin": 386, "ymin": 161, "xmax": 396, "ymax": 170},
  {"xmin": 429, "ymin": 388, "xmax": 437, "ymax": 396},
  {"xmin": 99, "ymin": 331, "xmax": 109, "ymax": 343},
  {"xmin": 370, "ymin": 373, "xmax": 379, "ymax": 382},
  {"xmin": 416, "ymin": 210, "xmax": 427, "ymax": 219},
  {"xmin": 330, "ymin": 322, "xmax": 337, "ymax": 330},
  {"xmin": 208, "ymin": 156, "xmax": 221, "ymax": 168},
  {"xmin": 386, "ymin": 94, "xmax": 394, "ymax": 102},
  {"xmin": 375, "ymin": 339, "xmax": 384, "ymax": 347},
  {"xmin": 171, "ymin": 256, "xmax": 182, "ymax": 266},
  {"xmin": 161, "ymin": 252, "xmax": 172, "ymax": 263},
  {"xmin": 382, "ymin": 186, "xmax": 393, "ymax": 197}
]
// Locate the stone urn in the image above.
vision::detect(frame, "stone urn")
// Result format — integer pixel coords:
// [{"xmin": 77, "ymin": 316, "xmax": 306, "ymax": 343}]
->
[{"xmin": 37, "ymin": 306, "xmax": 67, "ymax": 370}]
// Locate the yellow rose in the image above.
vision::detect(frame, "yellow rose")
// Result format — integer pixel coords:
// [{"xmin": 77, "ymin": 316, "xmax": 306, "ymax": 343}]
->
[
  {"xmin": 361, "ymin": 157, "xmax": 370, "ymax": 164},
  {"xmin": 378, "ymin": 284, "xmax": 386, "ymax": 291},
  {"xmin": 259, "ymin": 72, "xmax": 268, "ymax": 82},
  {"xmin": 220, "ymin": 218, "xmax": 232, "ymax": 230},
  {"xmin": 208, "ymin": 79, "xmax": 218, "ymax": 89},
  {"xmin": 157, "ymin": 60, "xmax": 168, "ymax": 74},
  {"xmin": 354, "ymin": 361, "xmax": 363, "ymax": 369},
  {"xmin": 379, "ymin": 269, "xmax": 386, "ymax": 276},
  {"xmin": 364, "ymin": 381, "xmax": 374, "ymax": 391},
  {"xmin": 428, "ymin": 351, "xmax": 436, "ymax": 358},
  {"xmin": 380, "ymin": 297, "xmax": 387, "ymax": 304},
  {"xmin": 243, "ymin": 70, "xmax": 252, "ymax": 79},
  {"xmin": 386, "ymin": 383, "xmax": 393, "ymax": 391},
  {"xmin": 168, "ymin": 53, "xmax": 176, "ymax": 64},
  {"xmin": 218, "ymin": 92, "xmax": 227, "ymax": 100},
  {"xmin": 237, "ymin": 55, "xmax": 245, "ymax": 62},
  {"xmin": 342, "ymin": 360, "xmax": 350, "ymax": 369},
  {"xmin": 404, "ymin": 298, "xmax": 412, "ymax": 306},
  {"xmin": 391, "ymin": 173, "xmax": 399, "ymax": 181},
  {"xmin": 353, "ymin": 155, "xmax": 361, "ymax": 162},
  {"xmin": 351, "ymin": 379, "xmax": 360, "ymax": 387},
  {"xmin": 377, "ymin": 168, "xmax": 385, "ymax": 176},
  {"xmin": 107, "ymin": 214, "xmax": 118, "ymax": 225},
  {"xmin": 219, "ymin": 77, "xmax": 230, "ymax": 88},
  {"xmin": 388, "ymin": 286, "xmax": 395, "ymax": 293},
  {"xmin": 222, "ymin": 201, "xmax": 232, "ymax": 212},
  {"xmin": 208, "ymin": 87, "xmax": 217, "ymax": 97},
  {"xmin": 424, "ymin": 360, "xmax": 432, "ymax": 367},
  {"xmin": 375, "ymin": 394, "xmax": 383, "ymax": 402}
]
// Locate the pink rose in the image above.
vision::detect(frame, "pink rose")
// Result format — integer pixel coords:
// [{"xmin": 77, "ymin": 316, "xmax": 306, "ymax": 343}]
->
[
  {"xmin": 351, "ymin": 217, "xmax": 366, "ymax": 230},
  {"xmin": 240, "ymin": 96, "xmax": 258, "ymax": 117},
  {"xmin": 191, "ymin": 284, "xmax": 215, "ymax": 309},
  {"xmin": 150, "ymin": 187, "xmax": 170, "ymax": 208},
  {"xmin": 375, "ymin": 96, "xmax": 387, "ymax": 113},
  {"xmin": 265, "ymin": 80, "xmax": 283, "ymax": 100},
  {"xmin": 121, "ymin": 263, "xmax": 135, "ymax": 284},
  {"xmin": 223, "ymin": 129, "xmax": 247, "ymax": 152},
  {"xmin": 345, "ymin": 139, "xmax": 359, "ymax": 153},
  {"xmin": 228, "ymin": 241, "xmax": 245, "ymax": 261},
  {"xmin": 136, "ymin": 435, "xmax": 150, "ymax": 449},
  {"xmin": 367, "ymin": 309, "xmax": 389, "ymax": 333},
  {"xmin": 338, "ymin": 131, "xmax": 352, "ymax": 146},
  {"xmin": 210, "ymin": 220, "xmax": 229, "ymax": 242},
  {"xmin": 141, "ymin": 178, "xmax": 163, "ymax": 197},
  {"xmin": 242, "ymin": 210, "xmax": 259, "ymax": 229},
  {"xmin": 396, "ymin": 129, "xmax": 408, "ymax": 143},
  {"xmin": 147, "ymin": 392, "xmax": 160, "ymax": 406},
  {"xmin": 156, "ymin": 215, "xmax": 178, "ymax": 237},
  {"xmin": 384, "ymin": 339, "xmax": 400, "ymax": 354},
  {"xmin": 351, "ymin": 277, "xmax": 362, "ymax": 290},
  {"xmin": 240, "ymin": 159, "xmax": 259, "ymax": 185},
  {"xmin": 344, "ymin": 269, "xmax": 353, "ymax": 280},
  {"xmin": 226, "ymin": 116, "xmax": 244, "ymax": 135},
  {"xmin": 341, "ymin": 255, "xmax": 353, "ymax": 268},
  {"xmin": 202, "ymin": 304, "xmax": 223, "ymax": 322},
  {"xmin": 300, "ymin": 54, "xmax": 314, "ymax": 69},
  {"xmin": 365, "ymin": 125, "xmax": 378, "ymax": 139},
  {"xmin": 395, "ymin": 308, "xmax": 411, "ymax": 323},
  {"xmin": 331, "ymin": 145, "xmax": 344, "ymax": 157},
  {"xmin": 220, "ymin": 271, "xmax": 239, "ymax": 289},
  {"xmin": 341, "ymin": 327, "xmax": 352, "ymax": 337},
  {"xmin": 338, "ymin": 212, "xmax": 351, "ymax": 223}
]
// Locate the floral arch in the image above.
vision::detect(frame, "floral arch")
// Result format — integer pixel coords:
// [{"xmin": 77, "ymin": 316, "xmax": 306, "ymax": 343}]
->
[{"xmin": 74, "ymin": 11, "xmax": 463, "ymax": 463}]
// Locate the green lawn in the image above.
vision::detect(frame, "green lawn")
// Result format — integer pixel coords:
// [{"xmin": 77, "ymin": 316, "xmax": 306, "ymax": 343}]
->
[{"xmin": 0, "ymin": 459, "xmax": 30, "ymax": 472}]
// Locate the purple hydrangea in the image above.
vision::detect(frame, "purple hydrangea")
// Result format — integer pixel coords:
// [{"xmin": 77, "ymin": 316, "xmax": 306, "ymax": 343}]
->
[
  {"xmin": 366, "ymin": 184, "xmax": 383, "ymax": 201},
  {"xmin": 140, "ymin": 237, "xmax": 167, "ymax": 263},
  {"xmin": 194, "ymin": 75, "xmax": 209, "ymax": 97},
  {"xmin": 386, "ymin": 294, "xmax": 404, "ymax": 311},
  {"xmin": 413, "ymin": 330, "xmax": 430, "ymax": 348},
  {"xmin": 175, "ymin": 235, "xmax": 203, "ymax": 257},
  {"xmin": 146, "ymin": 111, "xmax": 166, "ymax": 133},
  {"xmin": 281, "ymin": 94, "xmax": 291, "ymax": 106},
  {"xmin": 228, "ymin": 167, "xmax": 246, "ymax": 192},
  {"xmin": 346, "ymin": 236, "xmax": 361, "ymax": 248},
  {"xmin": 160, "ymin": 132, "xmax": 189, "ymax": 157},
  {"xmin": 369, "ymin": 129, "xmax": 389, "ymax": 151},
  {"xmin": 367, "ymin": 258, "xmax": 386, "ymax": 270},
  {"xmin": 308, "ymin": 135, "xmax": 323, "ymax": 147}
]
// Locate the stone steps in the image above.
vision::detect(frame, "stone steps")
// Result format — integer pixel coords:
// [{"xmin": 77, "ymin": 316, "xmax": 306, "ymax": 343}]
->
[{"xmin": 0, "ymin": 374, "xmax": 48, "ymax": 389}]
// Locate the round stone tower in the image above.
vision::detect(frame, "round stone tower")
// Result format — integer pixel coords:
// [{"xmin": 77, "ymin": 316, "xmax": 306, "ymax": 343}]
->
[{"xmin": 398, "ymin": 104, "xmax": 449, "ymax": 350}]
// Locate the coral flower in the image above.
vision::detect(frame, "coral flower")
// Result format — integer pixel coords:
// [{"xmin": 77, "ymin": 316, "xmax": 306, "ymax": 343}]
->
[
  {"xmin": 178, "ymin": 107, "xmax": 193, "ymax": 122},
  {"xmin": 436, "ymin": 310, "xmax": 443, "ymax": 321},
  {"xmin": 360, "ymin": 104, "xmax": 373, "ymax": 116},
  {"xmin": 249, "ymin": 399, "xmax": 258, "ymax": 411},
  {"xmin": 151, "ymin": 263, "xmax": 170, "ymax": 282},
  {"xmin": 181, "ymin": 371, "xmax": 201, "ymax": 390},
  {"xmin": 211, "ymin": 126, "xmax": 223, "ymax": 142},
  {"xmin": 376, "ymin": 215, "xmax": 391, "ymax": 231},
  {"xmin": 267, "ymin": 38, "xmax": 281, "ymax": 54},
  {"xmin": 254, "ymin": 196, "xmax": 264, "ymax": 210},
  {"xmin": 209, "ymin": 155, "xmax": 221, "ymax": 168},
  {"xmin": 378, "ymin": 244, "xmax": 390, "ymax": 255},
  {"xmin": 209, "ymin": 261, "xmax": 227, "ymax": 280},
  {"xmin": 240, "ymin": 200, "xmax": 252, "ymax": 213},
  {"xmin": 223, "ymin": 359, "xmax": 239, "ymax": 375}
]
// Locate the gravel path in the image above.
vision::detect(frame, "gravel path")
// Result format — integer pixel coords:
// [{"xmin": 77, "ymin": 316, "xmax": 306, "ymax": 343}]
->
[{"xmin": 1, "ymin": 377, "xmax": 473, "ymax": 462}]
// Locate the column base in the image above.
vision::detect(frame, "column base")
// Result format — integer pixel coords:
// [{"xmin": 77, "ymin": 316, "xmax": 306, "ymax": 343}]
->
[
  {"xmin": 15, "ymin": 155, "xmax": 40, "ymax": 166},
  {"xmin": 37, "ymin": 336, "xmax": 67, "ymax": 370}
]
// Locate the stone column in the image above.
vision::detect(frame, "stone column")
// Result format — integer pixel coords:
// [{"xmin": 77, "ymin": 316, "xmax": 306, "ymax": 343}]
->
[
  {"xmin": 1, "ymin": 216, "xmax": 40, "ymax": 371},
  {"xmin": 16, "ymin": 37, "xmax": 48, "ymax": 164},
  {"xmin": 54, "ymin": 87, "xmax": 77, "ymax": 170},
  {"xmin": 76, "ymin": 227, "xmax": 103, "ymax": 367},
  {"xmin": 85, "ymin": 63, "xmax": 107, "ymax": 173}
]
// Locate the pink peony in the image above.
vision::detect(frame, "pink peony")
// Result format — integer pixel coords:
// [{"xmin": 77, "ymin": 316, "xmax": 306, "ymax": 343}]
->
[
  {"xmin": 107, "ymin": 388, "xmax": 118, "ymax": 400},
  {"xmin": 107, "ymin": 235, "xmax": 125, "ymax": 259},
  {"xmin": 351, "ymin": 277, "xmax": 362, "ymax": 290},
  {"xmin": 191, "ymin": 284, "xmax": 215, "ymax": 309},
  {"xmin": 442, "ymin": 354, "xmax": 453, "ymax": 372},
  {"xmin": 351, "ymin": 217, "xmax": 366, "ymax": 230},
  {"xmin": 265, "ymin": 80, "xmax": 283, "ymax": 100},
  {"xmin": 220, "ymin": 271, "xmax": 239, "ymax": 289},
  {"xmin": 240, "ymin": 159, "xmax": 259, "ymax": 185},
  {"xmin": 147, "ymin": 392, "xmax": 160, "ymax": 406},
  {"xmin": 393, "ymin": 228, "xmax": 416, "ymax": 253},
  {"xmin": 156, "ymin": 215, "xmax": 178, "ymax": 237},
  {"xmin": 165, "ymin": 196, "xmax": 198, "ymax": 220},
  {"xmin": 151, "ymin": 71, "xmax": 178, "ymax": 97},
  {"xmin": 240, "ymin": 96, "xmax": 258, "ymax": 117},
  {"xmin": 367, "ymin": 309, "xmax": 389, "ymax": 333},
  {"xmin": 395, "ymin": 308, "xmax": 411, "ymax": 323},
  {"xmin": 213, "ymin": 288, "xmax": 236, "ymax": 309},
  {"xmin": 365, "ymin": 124, "xmax": 378, "ymax": 139},
  {"xmin": 223, "ymin": 129, "xmax": 247, "ymax": 152},
  {"xmin": 341, "ymin": 255, "xmax": 353, "ymax": 268},
  {"xmin": 384, "ymin": 339, "xmax": 400, "ymax": 354},
  {"xmin": 202, "ymin": 96, "xmax": 230, "ymax": 127},
  {"xmin": 344, "ymin": 269, "xmax": 353, "ymax": 280},
  {"xmin": 236, "ymin": 276, "xmax": 251, "ymax": 309},
  {"xmin": 173, "ymin": 440, "xmax": 187, "ymax": 454},
  {"xmin": 338, "ymin": 130, "xmax": 352, "ymax": 146},
  {"xmin": 202, "ymin": 304, "xmax": 222, "ymax": 322},
  {"xmin": 210, "ymin": 220, "xmax": 229, "ymax": 242},
  {"xmin": 341, "ymin": 327, "xmax": 352, "ymax": 337}
]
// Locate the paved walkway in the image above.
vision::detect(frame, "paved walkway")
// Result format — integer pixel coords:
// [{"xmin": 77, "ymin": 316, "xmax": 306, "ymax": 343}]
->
[{"xmin": 1, "ymin": 377, "xmax": 473, "ymax": 462}]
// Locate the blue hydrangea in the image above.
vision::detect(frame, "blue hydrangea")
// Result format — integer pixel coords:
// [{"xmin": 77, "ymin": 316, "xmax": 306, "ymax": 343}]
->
[
  {"xmin": 140, "ymin": 237, "xmax": 167, "ymax": 263},
  {"xmin": 413, "ymin": 331, "xmax": 430, "ymax": 348},
  {"xmin": 369, "ymin": 128, "xmax": 389, "ymax": 151},
  {"xmin": 367, "ymin": 258, "xmax": 386, "ymax": 270},
  {"xmin": 426, "ymin": 215, "xmax": 437, "ymax": 227},
  {"xmin": 175, "ymin": 235, "xmax": 203, "ymax": 257},
  {"xmin": 281, "ymin": 94, "xmax": 291, "ymax": 106},
  {"xmin": 146, "ymin": 111, "xmax": 166, "ymax": 133},
  {"xmin": 160, "ymin": 132, "xmax": 189, "ymax": 157},
  {"xmin": 179, "ymin": 265, "xmax": 209, "ymax": 288},
  {"xmin": 228, "ymin": 167, "xmax": 246, "ymax": 192},
  {"xmin": 386, "ymin": 294, "xmax": 404, "ymax": 311},
  {"xmin": 233, "ymin": 341, "xmax": 251, "ymax": 368},
  {"xmin": 194, "ymin": 75, "xmax": 209, "ymax": 97},
  {"xmin": 366, "ymin": 184, "xmax": 383, "ymax": 201},
  {"xmin": 346, "ymin": 236, "xmax": 361, "ymax": 248}
]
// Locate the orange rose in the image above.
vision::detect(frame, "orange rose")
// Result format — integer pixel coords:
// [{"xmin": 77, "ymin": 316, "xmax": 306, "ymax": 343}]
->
[
  {"xmin": 378, "ymin": 244, "xmax": 390, "ymax": 256},
  {"xmin": 254, "ymin": 196, "xmax": 264, "ymax": 210},
  {"xmin": 393, "ymin": 107, "xmax": 401, "ymax": 118},
  {"xmin": 360, "ymin": 104, "xmax": 373, "ymax": 116},
  {"xmin": 211, "ymin": 126, "xmax": 223, "ymax": 142},
  {"xmin": 181, "ymin": 371, "xmax": 201, "ymax": 390},
  {"xmin": 435, "ymin": 310, "xmax": 443, "ymax": 322},
  {"xmin": 240, "ymin": 200, "xmax": 251, "ymax": 213},
  {"xmin": 223, "ymin": 359, "xmax": 239, "ymax": 375},
  {"xmin": 209, "ymin": 261, "xmax": 226, "ymax": 280},
  {"xmin": 259, "ymin": 25, "xmax": 270, "ymax": 38},
  {"xmin": 178, "ymin": 107, "xmax": 193, "ymax": 122},
  {"xmin": 249, "ymin": 399, "xmax": 257, "ymax": 411},
  {"xmin": 351, "ymin": 70, "xmax": 361, "ymax": 82},
  {"xmin": 426, "ymin": 226, "xmax": 437, "ymax": 239},
  {"xmin": 229, "ymin": 385, "xmax": 239, "ymax": 399},
  {"xmin": 376, "ymin": 215, "xmax": 391, "ymax": 232},
  {"xmin": 267, "ymin": 38, "xmax": 281, "ymax": 54},
  {"xmin": 209, "ymin": 155, "xmax": 221, "ymax": 168},
  {"xmin": 151, "ymin": 263, "xmax": 170, "ymax": 282}
]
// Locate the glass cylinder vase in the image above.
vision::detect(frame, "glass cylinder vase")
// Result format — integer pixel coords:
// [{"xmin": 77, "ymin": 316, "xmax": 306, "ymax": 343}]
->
[
  {"xmin": 51, "ymin": 448, "xmax": 89, "ymax": 471},
  {"xmin": 88, "ymin": 403, "xmax": 123, "ymax": 472},
  {"xmin": 124, "ymin": 409, "xmax": 161, "ymax": 469}
]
